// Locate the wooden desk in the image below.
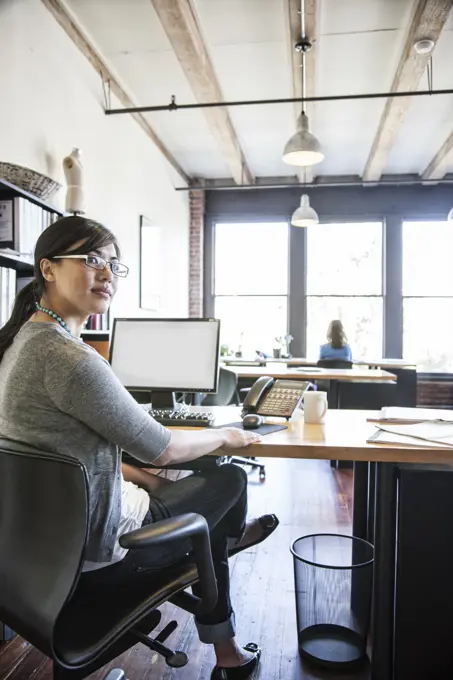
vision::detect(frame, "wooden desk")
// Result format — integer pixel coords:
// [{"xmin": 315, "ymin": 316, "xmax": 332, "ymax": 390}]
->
[
  {"xmin": 185, "ymin": 407, "xmax": 452, "ymax": 464},
  {"xmin": 175, "ymin": 406, "xmax": 449, "ymax": 680},
  {"xmin": 227, "ymin": 365, "xmax": 397, "ymax": 383}
]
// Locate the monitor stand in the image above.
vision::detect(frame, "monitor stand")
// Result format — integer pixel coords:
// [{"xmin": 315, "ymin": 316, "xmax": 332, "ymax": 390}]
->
[
  {"xmin": 129, "ymin": 389, "xmax": 178, "ymax": 410},
  {"xmin": 150, "ymin": 390, "xmax": 177, "ymax": 410}
]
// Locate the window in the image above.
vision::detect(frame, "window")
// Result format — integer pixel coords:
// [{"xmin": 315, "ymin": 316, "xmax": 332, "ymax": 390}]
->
[
  {"xmin": 403, "ymin": 221, "xmax": 453, "ymax": 372},
  {"xmin": 306, "ymin": 222, "xmax": 383, "ymax": 359},
  {"xmin": 214, "ymin": 222, "xmax": 289, "ymax": 356}
]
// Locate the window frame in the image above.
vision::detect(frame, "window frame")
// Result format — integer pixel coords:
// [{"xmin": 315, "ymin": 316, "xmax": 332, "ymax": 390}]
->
[
  {"xmin": 401, "ymin": 218, "xmax": 453, "ymax": 372},
  {"xmin": 210, "ymin": 219, "xmax": 291, "ymax": 353},
  {"xmin": 305, "ymin": 220, "xmax": 385, "ymax": 358}
]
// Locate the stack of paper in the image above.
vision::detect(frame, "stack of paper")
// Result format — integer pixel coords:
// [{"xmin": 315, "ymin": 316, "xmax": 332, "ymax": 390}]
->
[
  {"xmin": 368, "ymin": 406, "xmax": 453, "ymax": 425},
  {"xmin": 368, "ymin": 420, "xmax": 453, "ymax": 448}
]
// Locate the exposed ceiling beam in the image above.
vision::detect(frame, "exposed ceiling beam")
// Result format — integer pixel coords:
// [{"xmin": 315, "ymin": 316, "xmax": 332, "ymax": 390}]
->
[
  {"xmin": 363, "ymin": 0, "xmax": 452, "ymax": 182},
  {"xmin": 284, "ymin": 0, "xmax": 318, "ymax": 182},
  {"xmin": 41, "ymin": 0, "xmax": 189, "ymax": 184},
  {"xmin": 151, "ymin": 0, "xmax": 253, "ymax": 185},
  {"xmin": 423, "ymin": 129, "xmax": 453, "ymax": 179},
  {"xmin": 177, "ymin": 172, "xmax": 453, "ymax": 191}
]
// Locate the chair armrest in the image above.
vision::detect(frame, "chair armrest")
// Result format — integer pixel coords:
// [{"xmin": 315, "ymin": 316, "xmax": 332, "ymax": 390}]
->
[
  {"xmin": 122, "ymin": 452, "xmax": 224, "ymax": 471},
  {"xmin": 119, "ymin": 513, "xmax": 218, "ymax": 616}
]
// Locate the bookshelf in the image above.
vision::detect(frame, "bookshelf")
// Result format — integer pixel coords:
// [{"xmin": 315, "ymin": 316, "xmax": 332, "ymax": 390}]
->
[
  {"xmin": 0, "ymin": 179, "xmax": 112, "ymax": 336},
  {"xmin": 0, "ymin": 177, "xmax": 64, "ymax": 264},
  {"xmin": 0, "ymin": 178, "xmax": 64, "ymax": 327}
]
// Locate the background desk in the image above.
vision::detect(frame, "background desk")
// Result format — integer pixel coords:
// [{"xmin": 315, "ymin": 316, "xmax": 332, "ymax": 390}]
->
[
  {"xmin": 223, "ymin": 357, "xmax": 415, "ymax": 370},
  {"xmin": 227, "ymin": 365, "xmax": 397, "ymax": 413},
  {"xmin": 226, "ymin": 365, "xmax": 396, "ymax": 382}
]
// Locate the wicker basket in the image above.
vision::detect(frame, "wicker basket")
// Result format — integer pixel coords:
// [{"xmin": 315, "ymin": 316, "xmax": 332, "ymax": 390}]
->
[{"xmin": 0, "ymin": 162, "xmax": 62, "ymax": 201}]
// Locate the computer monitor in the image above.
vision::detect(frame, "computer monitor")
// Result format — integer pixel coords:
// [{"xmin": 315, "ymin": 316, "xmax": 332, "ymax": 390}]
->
[{"xmin": 110, "ymin": 318, "xmax": 220, "ymax": 407}]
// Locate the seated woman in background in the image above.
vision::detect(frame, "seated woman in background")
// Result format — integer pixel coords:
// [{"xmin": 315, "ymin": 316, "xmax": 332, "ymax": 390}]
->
[{"xmin": 319, "ymin": 319, "xmax": 352, "ymax": 362}]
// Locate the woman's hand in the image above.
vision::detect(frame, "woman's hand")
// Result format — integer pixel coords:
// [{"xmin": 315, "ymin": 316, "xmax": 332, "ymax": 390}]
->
[
  {"xmin": 219, "ymin": 427, "xmax": 262, "ymax": 449},
  {"xmin": 157, "ymin": 426, "xmax": 261, "ymax": 466}
]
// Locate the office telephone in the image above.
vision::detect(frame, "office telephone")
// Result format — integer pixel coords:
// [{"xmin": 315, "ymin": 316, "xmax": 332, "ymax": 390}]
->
[{"xmin": 242, "ymin": 376, "xmax": 310, "ymax": 419}]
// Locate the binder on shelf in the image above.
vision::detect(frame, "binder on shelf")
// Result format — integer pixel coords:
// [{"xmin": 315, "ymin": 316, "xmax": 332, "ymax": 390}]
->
[
  {"xmin": 0, "ymin": 200, "xmax": 13, "ymax": 241},
  {"xmin": 0, "ymin": 266, "xmax": 18, "ymax": 328},
  {"xmin": 85, "ymin": 313, "xmax": 109, "ymax": 332},
  {"xmin": 0, "ymin": 196, "xmax": 59, "ymax": 257}
]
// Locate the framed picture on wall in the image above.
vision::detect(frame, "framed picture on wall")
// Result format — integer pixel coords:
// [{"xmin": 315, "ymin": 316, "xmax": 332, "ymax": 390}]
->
[{"xmin": 139, "ymin": 215, "xmax": 162, "ymax": 311}]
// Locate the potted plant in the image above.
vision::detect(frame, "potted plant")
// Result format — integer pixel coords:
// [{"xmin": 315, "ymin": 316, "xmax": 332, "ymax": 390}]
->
[{"xmin": 273, "ymin": 334, "xmax": 294, "ymax": 359}]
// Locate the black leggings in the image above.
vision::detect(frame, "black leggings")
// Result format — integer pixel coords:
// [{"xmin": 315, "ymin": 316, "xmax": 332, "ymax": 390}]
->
[{"xmin": 80, "ymin": 464, "xmax": 248, "ymax": 643}]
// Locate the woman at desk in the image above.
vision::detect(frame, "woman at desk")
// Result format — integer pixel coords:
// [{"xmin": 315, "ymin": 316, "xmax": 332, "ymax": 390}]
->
[
  {"xmin": 0, "ymin": 217, "xmax": 278, "ymax": 680},
  {"xmin": 319, "ymin": 319, "xmax": 353, "ymax": 362}
]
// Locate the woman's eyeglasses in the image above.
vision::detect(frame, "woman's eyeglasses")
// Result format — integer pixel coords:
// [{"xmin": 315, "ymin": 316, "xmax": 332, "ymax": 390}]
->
[{"xmin": 52, "ymin": 254, "xmax": 129, "ymax": 278}]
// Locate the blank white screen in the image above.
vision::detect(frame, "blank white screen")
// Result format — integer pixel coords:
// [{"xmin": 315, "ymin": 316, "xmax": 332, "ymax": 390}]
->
[{"xmin": 110, "ymin": 319, "xmax": 220, "ymax": 391}]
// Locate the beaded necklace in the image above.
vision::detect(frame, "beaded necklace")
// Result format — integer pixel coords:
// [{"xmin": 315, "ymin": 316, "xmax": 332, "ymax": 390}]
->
[{"xmin": 35, "ymin": 303, "xmax": 72, "ymax": 335}]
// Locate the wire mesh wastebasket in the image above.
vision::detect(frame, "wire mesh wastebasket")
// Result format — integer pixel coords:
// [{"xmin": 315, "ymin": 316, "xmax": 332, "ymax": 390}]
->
[{"xmin": 291, "ymin": 533, "xmax": 374, "ymax": 671}]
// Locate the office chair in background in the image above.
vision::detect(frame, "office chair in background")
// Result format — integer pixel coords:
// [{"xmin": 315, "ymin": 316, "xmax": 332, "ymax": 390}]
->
[
  {"xmin": 0, "ymin": 439, "xmax": 217, "ymax": 680},
  {"xmin": 202, "ymin": 366, "xmax": 240, "ymax": 407},
  {"xmin": 202, "ymin": 367, "xmax": 266, "ymax": 480},
  {"xmin": 316, "ymin": 359, "xmax": 353, "ymax": 369}
]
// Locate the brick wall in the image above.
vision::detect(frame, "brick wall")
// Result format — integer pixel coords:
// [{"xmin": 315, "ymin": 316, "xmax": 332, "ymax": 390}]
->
[
  {"xmin": 417, "ymin": 376, "xmax": 453, "ymax": 409},
  {"xmin": 189, "ymin": 190, "xmax": 205, "ymax": 317}
]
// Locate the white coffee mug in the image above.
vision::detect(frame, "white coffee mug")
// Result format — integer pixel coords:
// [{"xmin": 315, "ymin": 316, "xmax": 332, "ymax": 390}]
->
[{"xmin": 303, "ymin": 391, "xmax": 328, "ymax": 424}]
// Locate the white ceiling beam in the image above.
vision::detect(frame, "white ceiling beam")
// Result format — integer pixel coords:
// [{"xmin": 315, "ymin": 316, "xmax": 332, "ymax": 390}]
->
[
  {"xmin": 422, "ymin": 129, "xmax": 453, "ymax": 180},
  {"xmin": 363, "ymin": 0, "xmax": 452, "ymax": 182},
  {"xmin": 151, "ymin": 0, "xmax": 253, "ymax": 185},
  {"xmin": 284, "ymin": 0, "xmax": 318, "ymax": 182},
  {"xmin": 41, "ymin": 0, "xmax": 190, "ymax": 184}
]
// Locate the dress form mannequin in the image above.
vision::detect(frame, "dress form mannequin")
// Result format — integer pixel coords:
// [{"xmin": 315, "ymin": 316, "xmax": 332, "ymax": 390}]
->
[{"xmin": 62, "ymin": 148, "xmax": 85, "ymax": 214}]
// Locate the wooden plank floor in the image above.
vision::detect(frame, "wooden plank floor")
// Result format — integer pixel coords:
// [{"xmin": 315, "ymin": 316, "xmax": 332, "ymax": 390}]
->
[{"xmin": 0, "ymin": 459, "xmax": 369, "ymax": 680}]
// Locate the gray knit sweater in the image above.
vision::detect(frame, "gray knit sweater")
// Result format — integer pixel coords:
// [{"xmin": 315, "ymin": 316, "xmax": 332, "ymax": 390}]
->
[{"xmin": 0, "ymin": 322, "xmax": 171, "ymax": 563}]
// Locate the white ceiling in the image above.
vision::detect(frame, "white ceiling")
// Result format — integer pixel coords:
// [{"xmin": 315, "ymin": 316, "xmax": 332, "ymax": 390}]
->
[{"xmin": 66, "ymin": 0, "xmax": 453, "ymax": 181}]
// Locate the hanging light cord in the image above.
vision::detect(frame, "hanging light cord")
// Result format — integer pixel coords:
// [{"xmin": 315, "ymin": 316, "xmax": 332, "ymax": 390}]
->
[
  {"xmin": 300, "ymin": 0, "xmax": 306, "ymax": 115},
  {"xmin": 427, "ymin": 55, "xmax": 433, "ymax": 92}
]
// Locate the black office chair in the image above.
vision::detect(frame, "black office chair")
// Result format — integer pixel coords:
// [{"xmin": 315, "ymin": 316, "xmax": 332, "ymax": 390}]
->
[
  {"xmin": 202, "ymin": 367, "xmax": 240, "ymax": 406},
  {"xmin": 316, "ymin": 359, "xmax": 353, "ymax": 369},
  {"xmin": 202, "ymin": 368, "xmax": 266, "ymax": 481},
  {"xmin": 0, "ymin": 438, "xmax": 217, "ymax": 680}
]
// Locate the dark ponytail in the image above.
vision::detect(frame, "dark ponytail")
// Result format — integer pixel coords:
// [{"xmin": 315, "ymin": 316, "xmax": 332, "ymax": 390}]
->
[
  {"xmin": 0, "ymin": 281, "xmax": 40, "ymax": 361},
  {"xmin": 0, "ymin": 215, "xmax": 119, "ymax": 363}
]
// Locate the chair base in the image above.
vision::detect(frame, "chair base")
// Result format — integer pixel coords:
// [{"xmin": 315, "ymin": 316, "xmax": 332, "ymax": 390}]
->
[
  {"xmin": 103, "ymin": 672, "xmax": 125, "ymax": 680},
  {"xmin": 53, "ymin": 609, "xmax": 187, "ymax": 679},
  {"xmin": 133, "ymin": 626, "xmax": 188, "ymax": 668}
]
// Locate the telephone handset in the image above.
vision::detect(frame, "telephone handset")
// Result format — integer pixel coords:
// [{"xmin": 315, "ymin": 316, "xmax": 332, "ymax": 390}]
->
[{"xmin": 242, "ymin": 376, "xmax": 309, "ymax": 419}]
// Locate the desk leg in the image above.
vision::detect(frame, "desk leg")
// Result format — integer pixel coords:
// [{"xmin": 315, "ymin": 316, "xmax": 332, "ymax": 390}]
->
[
  {"xmin": 329, "ymin": 380, "xmax": 339, "ymax": 409},
  {"xmin": 329, "ymin": 380, "xmax": 341, "ymax": 468},
  {"xmin": 351, "ymin": 462, "xmax": 370, "ymax": 622},
  {"xmin": 352, "ymin": 461, "xmax": 369, "ymax": 540},
  {"xmin": 371, "ymin": 462, "xmax": 397, "ymax": 680},
  {"xmin": 367, "ymin": 462, "xmax": 376, "ymax": 545}
]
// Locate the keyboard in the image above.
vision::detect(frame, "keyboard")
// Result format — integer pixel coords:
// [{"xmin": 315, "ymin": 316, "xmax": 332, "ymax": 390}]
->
[{"xmin": 148, "ymin": 408, "xmax": 215, "ymax": 428}]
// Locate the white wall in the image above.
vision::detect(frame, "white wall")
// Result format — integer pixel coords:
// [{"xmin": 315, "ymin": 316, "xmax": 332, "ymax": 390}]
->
[{"xmin": 0, "ymin": 0, "xmax": 189, "ymax": 318}]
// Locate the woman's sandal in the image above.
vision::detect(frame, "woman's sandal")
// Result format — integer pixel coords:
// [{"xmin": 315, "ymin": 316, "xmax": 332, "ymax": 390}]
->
[
  {"xmin": 210, "ymin": 643, "xmax": 261, "ymax": 680},
  {"xmin": 228, "ymin": 514, "xmax": 279, "ymax": 558}
]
